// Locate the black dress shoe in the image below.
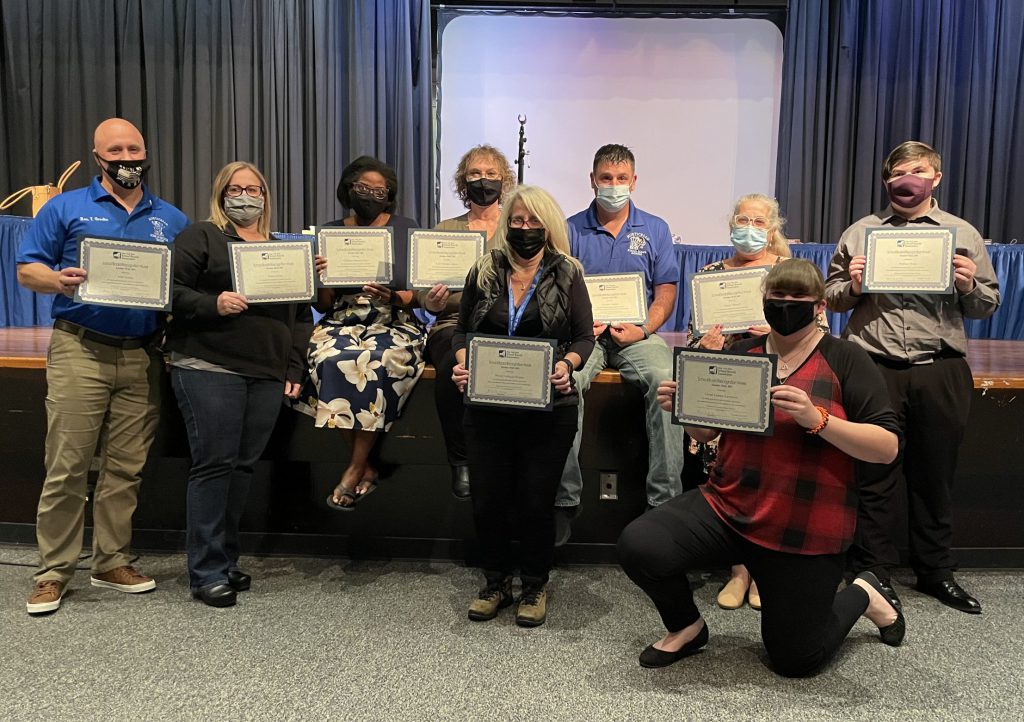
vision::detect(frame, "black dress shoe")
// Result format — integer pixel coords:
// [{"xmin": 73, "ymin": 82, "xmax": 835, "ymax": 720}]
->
[
  {"xmin": 639, "ymin": 623, "xmax": 710, "ymax": 668},
  {"xmin": 451, "ymin": 465, "xmax": 471, "ymax": 500},
  {"xmin": 916, "ymin": 579, "xmax": 982, "ymax": 614},
  {"xmin": 191, "ymin": 583, "xmax": 237, "ymax": 608},
  {"xmin": 855, "ymin": 571, "xmax": 906, "ymax": 646},
  {"xmin": 227, "ymin": 570, "xmax": 251, "ymax": 592}
]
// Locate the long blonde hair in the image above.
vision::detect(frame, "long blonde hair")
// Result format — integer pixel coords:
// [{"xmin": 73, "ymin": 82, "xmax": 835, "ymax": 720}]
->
[
  {"xmin": 475, "ymin": 185, "xmax": 579, "ymax": 293},
  {"xmin": 731, "ymin": 193, "xmax": 790, "ymax": 257},
  {"xmin": 208, "ymin": 161, "xmax": 272, "ymax": 239}
]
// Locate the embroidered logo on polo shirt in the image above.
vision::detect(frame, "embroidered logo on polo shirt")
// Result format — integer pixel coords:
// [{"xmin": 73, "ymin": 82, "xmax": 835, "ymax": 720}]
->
[
  {"xmin": 627, "ymin": 232, "xmax": 649, "ymax": 256},
  {"xmin": 149, "ymin": 217, "xmax": 170, "ymax": 243}
]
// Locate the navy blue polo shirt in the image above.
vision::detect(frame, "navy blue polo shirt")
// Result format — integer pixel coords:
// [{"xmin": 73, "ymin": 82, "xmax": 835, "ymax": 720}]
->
[
  {"xmin": 17, "ymin": 176, "xmax": 188, "ymax": 337},
  {"xmin": 568, "ymin": 200, "xmax": 678, "ymax": 306}
]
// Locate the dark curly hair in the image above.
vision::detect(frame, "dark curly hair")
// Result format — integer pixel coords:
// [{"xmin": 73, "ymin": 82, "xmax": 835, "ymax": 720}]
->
[{"xmin": 336, "ymin": 155, "xmax": 398, "ymax": 213}]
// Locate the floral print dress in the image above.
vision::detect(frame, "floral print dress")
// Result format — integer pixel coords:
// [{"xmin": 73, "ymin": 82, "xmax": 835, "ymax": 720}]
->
[{"xmin": 294, "ymin": 293, "xmax": 426, "ymax": 431}]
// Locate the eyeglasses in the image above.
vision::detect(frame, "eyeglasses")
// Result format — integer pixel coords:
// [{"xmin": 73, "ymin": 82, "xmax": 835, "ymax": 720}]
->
[
  {"xmin": 225, "ymin": 185, "xmax": 264, "ymax": 198},
  {"xmin": 509, "ymin": 216, "xmax": 544, "ymax": 229},
  {"xmin": 352, "ymin": 182, "xmax": 388, "ymax": 201},
  {"xmin": 466, "ymin": 170, "xmax": 502, "ymax": 182},
  {"xmin": 734, "ymin": 214, "xmax": 769, "ymax": 229}
]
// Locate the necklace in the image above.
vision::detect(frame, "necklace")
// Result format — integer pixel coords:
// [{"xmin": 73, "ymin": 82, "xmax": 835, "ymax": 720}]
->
[{"xmin": 768, "ymin": 330, "xmax": 822, "ymax": 374}]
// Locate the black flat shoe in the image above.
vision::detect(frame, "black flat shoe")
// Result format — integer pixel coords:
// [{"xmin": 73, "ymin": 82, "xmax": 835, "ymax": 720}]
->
[
  {"xmin": 227, "ymin": 570, "xmax": 251, "ymax": 592},
  {"xmin": 191, "ymin": 583, "xmax": 237, "ymax": 608},
  {"xmin": 856, "ymin": 571, "xmax": 906, "ymax": 646},
  {"xmin": 916, "ymin": 579, "xmax": 982, "ymax": 614},
  {"xmin": 451, "ymin": 465, "xmax": 471, "ymax": 500},
  {"xmin": 877, "ymin": 578, "xmax": 902, "ymax": 610},
  {"xmin": 639, "ymin": 623, "xmax": 709, "ymax": 668}
]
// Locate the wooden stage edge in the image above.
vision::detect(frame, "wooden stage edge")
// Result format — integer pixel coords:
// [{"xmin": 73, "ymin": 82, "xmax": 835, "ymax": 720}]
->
[{"xmin": 1, "ymin": 326, "xmax": 1023, "ymax": 388}]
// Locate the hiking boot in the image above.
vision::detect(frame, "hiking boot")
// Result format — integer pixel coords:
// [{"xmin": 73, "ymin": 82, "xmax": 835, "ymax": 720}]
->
[
  {"xmin": 26, "ymin": 580, "xmax": 65, "ymax": 615},
  {"xmin": 468, "ymin": 577, "xmax": 513, "ymax": 621},
  {"xmin": 91, "ymin": 565, "xmax": 156, "ymax": 593},
  {"xmin": 515, "ymin": 586, "xmax": 547, "ymax": 627}
]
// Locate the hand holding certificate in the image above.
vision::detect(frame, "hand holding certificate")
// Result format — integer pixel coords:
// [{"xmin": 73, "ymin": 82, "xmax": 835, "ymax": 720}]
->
[
  {"xmin": 690, "ymin": 267, "xmax": 769, "ymax": 335},
  {"xmin": 862, "ymin": 227, "xmax": 956, "ymax": 294},
  {"xmin": 464, "ymin": 334, "xmax": 557, "ymax": 411},
  {"xmin": 229, "ymin": 239, "xmax": 316, "ymax": 303},
  {"xmin": 318, "ymin": 227, "xmax": 394, "ymax": 286},
  {"xmin": 672, "ymin": 347, "xmax": 776, "ymax": 435},
  {"xmin": 408, "ymin": 230, "xmax": 485, "ymax": 289},
  {"xmin": 75, "ymin": 235, "xmax": 173, "ymax": 311},
  {"xmin": 583, "ymin": 273, "xmax": 647, "ymax": 325}
]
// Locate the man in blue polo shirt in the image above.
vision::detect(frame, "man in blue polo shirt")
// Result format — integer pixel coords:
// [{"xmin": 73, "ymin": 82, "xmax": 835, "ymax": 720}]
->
[
  {"xmin": 17, "ymin": 118, "xmax": 188, "ymax": 615},
  {"xmin": 555, "ymin": 144, "xmax": 683, "ymax": 544}
]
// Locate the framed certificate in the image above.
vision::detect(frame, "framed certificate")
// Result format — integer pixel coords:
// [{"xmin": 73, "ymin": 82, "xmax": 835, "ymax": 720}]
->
[
  {"xmin": 690, "ymin": 266, "xmax": 770, "ymax": 335},
  {"xmin": 317, "ymin": 227, "xmax": 393, "ymax": 286},
  {"xmin": 228, "ymin": 239, "xmax": 316, "ymax": 304},
  {"xmin": 75, "ymin": 235, "xmax": 173, "ymax": 311},
  {"xmin": 672, "ymin": 347, "xmax": 776, "ymax": 435},
  {"xmin": 465, "ymin": 334, "xmax": 557, "ymax": 411},
  {"xmin": 862, "ymin": 226, "xmax": 956, "ymax": 294},
  {"xmin": 407, "ymin": 229, "xmax": 485, "ymax": 290},
  {"xmin": 583, "ymin": 272, "xmax": 648, "ymax": 325}
]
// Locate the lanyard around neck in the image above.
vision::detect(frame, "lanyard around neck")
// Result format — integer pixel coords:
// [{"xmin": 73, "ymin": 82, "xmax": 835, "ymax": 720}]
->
[{"xmin": 507, "ymin": 265, "xmax": 542, "ymax": 336}]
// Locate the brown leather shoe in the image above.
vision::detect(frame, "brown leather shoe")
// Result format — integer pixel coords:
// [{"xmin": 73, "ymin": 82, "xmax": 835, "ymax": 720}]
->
[
  {"xmin": 515, "ymin": 587, "xmax": 547, "ymax": 627},
  {"xmin": 26, "ymin": 580, "xmax": 65, "ymax": 615},
  {"xmin": 468, "ymin": 578, "xmax": 513, "ymax": 621},
  {"xmin": 91, "ymin": 565, "xmax": 156, "ymax": 593}
]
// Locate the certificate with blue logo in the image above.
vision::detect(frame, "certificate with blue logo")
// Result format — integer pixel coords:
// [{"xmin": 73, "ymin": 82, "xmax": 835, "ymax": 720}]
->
[
  {"xmin": 408, "ymin": 229, "xmax": 485, "ymax": 290},
  {"xmin": 583, "ymin": 272, "xmax": 647, "ymax": 325},
  {"xmin": 862, "ymin": 227, "xmax": 955, "ymax": 294},
  {"xmin": 465, "ymin": 334, "xmax": 557, "ymax": 411},
  {"xmin": 672, "ymin": 347, "xmax": 776, "ymax": 435},
  {"xmin": 690, "ymin": 266, "xmax": 769, "ymax": 335},
  {"xmin": 75, "ymin": 235, "xmax": 173, "ymax": 311},
  {"xmin": 229, "ymin": 239, "xmax": 316, "ymax": 303},
  {"xmin": 317, "ymin": 227, "xmax": 393, "ymax": 286}
]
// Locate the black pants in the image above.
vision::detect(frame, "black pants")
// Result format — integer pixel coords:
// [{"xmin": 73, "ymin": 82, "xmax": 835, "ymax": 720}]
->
[
  {"xmin": 465, "ymin": 404, "xmax": 578, "ymax": 587},
  {"xmin": 850, "ymin": 356, "xmax": 973, "ymax": 585},
  {"xmin": 426, "ymin": 325, "xmax": 467, "ymax": 466},
  {"xmin": 618, "ymin": 490, "xmax": 869, "ymax": 678}
]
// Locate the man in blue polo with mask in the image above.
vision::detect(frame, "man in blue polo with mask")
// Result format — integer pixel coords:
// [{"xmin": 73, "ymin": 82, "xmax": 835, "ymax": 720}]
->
[
  {"xmin": 555, "ymin": 144, "xmax": 683, "ymax": 544},
  {"xmin": 17, "ymin": 118, "xmax": 188, "ymax": 615}
]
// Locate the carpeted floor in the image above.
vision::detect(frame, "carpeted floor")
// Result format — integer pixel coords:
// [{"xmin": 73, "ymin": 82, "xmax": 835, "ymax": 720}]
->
[{"xmin": 1, "ymin": 545, "xmax": 1021, "ymax": 721}]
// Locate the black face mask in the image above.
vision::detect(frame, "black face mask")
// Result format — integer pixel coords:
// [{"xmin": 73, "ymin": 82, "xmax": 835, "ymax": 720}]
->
[
  {"xmin": 506, "ymin": 227, "xmax": 547, "ymax": 260},
  {"xmin": 466, "ymin": 178, "xmax": 502, "ymax": 207},
  {"xmin": 349, "ymin": 189, "xmax": 389, "ymax": 223},
  {"xmin": 763, "ymin": 299, "xmax": 818, "ymax": 336},
  {"xmin": 95, "ymin": 154, "xmax": 150, "ymax": 189}
]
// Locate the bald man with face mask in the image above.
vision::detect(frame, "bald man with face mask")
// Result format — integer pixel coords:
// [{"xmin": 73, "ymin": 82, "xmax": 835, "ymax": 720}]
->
[{"xmin": 17, "ymin": 118, "xmax": 188, "ymax": 615}]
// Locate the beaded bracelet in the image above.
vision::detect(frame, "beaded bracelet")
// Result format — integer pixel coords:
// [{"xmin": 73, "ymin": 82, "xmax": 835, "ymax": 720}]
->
[{"xmin": 807, "ymin": 405, "xmax": 830, "ymax": 435}]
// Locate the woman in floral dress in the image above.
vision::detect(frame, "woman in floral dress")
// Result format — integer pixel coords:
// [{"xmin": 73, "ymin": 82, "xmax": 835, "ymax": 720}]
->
[{"xmin": 295, "ymin": 156, "xmax": 449, "ymax": 510}]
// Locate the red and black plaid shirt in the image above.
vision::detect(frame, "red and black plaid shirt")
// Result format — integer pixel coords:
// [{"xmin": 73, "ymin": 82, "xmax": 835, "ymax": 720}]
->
[{"xmin": 702, "ymin": 334, "xmax": 900, "ymax": 555}]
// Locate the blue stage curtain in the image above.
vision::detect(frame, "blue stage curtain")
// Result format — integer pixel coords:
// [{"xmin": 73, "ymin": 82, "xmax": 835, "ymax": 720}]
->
[
  {"xmin": 0, "ymin": 0, "xmax": 432, "ymax": 229},
  {"xmin": 776, "ymin": 0, "xmax": 1024, "ymax": 246},
  {"xmin": 0, "ymin": 216, "xmax": 53, "ymax": 327}
]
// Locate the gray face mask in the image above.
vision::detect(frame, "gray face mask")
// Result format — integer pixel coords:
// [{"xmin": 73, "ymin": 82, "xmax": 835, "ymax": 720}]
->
[{"xmin": 224, "ymin": 195, "xmax": 264, "ymax": 226}]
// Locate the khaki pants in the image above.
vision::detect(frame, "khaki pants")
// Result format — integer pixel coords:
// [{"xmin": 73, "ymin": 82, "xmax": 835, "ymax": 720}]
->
[{"xmin": 34, "ymin": 329, "xmax": 161, "ymax": 584}]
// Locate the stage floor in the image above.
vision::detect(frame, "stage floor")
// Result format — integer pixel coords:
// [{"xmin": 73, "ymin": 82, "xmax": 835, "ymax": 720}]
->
[{"xmin": 3, "ymin": 326, "xmax": 1022, "ymax": 387}]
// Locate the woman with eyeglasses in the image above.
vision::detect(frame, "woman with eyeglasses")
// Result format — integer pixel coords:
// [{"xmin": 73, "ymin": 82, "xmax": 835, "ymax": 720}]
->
[
  {"xmin": 419, "ymin": 145, "xmax": 516, "ymax": 500},
  {"xmin": 295, "ymin": 156, "xmax": 445, "ymax": 510},
  {"xmin": 686, "ymin": 194, "xmax": 828, "ymax": 612},
  {"xmin": 450, "ymin": 185, "xmax": 594, "ymax": 628},
  {"xmin": 166, "ymin": 161, "xmax": 316, "ymax": 607}
]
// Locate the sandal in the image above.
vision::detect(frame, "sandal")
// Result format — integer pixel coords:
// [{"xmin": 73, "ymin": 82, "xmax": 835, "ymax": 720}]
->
[{"xmin": 325, "ymin": 480, "xmax": 377, "ymax": 512}]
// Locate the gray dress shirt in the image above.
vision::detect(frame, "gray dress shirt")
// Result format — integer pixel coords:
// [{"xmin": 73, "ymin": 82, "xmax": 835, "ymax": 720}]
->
[{"xmin": 824, "ymin": 203, "xmax": 1000, "ymax": 363}]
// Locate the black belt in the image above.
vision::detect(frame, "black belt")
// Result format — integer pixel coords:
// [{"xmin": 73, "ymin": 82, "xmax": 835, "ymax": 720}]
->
[
  {"xmin": 53, "ymin": 319, "xmax": 152, "ymax": 350},
  {"xmin": 869, "ymin": 349, "xmax": 965, "ymax": 369}
]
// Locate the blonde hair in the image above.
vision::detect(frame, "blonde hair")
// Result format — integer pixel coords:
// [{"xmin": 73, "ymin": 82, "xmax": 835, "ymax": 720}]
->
[
  {"xmin": 452, "ymin": 145, "xmax": 516, "ymax": 209},
  {"xmin": 475, "ymin": 185, "xmax": 579, "ymax": 293},
  {"xmin": 731, "ymin": 193, "xmax": 790, "ymax": 257},
  {"xmin": 209, "ymin": 161, "xmax": 272, "ymax": 239}
]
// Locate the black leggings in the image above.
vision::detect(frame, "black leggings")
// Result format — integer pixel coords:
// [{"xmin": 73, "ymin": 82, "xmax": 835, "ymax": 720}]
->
[{"xmin": 618, "ymin": 489, "xmax": 870, "ymax": 677}]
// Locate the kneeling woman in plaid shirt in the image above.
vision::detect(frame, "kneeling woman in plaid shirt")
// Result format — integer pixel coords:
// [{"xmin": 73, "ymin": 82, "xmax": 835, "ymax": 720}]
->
[{"xmin": 618, "ymin": 259, "xmax": 903, "ymax": 677}]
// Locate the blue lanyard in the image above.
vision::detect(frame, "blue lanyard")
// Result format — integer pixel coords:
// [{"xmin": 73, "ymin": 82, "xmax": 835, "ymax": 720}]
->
[{"xmin": 507, "ymin": 265, "xmax": 542, "ymax": 336}]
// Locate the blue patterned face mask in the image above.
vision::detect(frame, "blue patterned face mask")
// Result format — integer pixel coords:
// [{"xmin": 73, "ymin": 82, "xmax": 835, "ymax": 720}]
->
[{"xmin": 730, "ymin": 225, "xmax": 768, "ymax": 254}]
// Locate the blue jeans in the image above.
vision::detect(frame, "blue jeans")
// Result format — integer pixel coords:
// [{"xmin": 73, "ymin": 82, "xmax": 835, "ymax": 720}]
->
[
  {"xmin": 556, "ymin": 334, "xmax": 684, "ymax": 508},
  {"xmin": 171, "ymin": 368, "xmax": 283, "ymax": 590}
]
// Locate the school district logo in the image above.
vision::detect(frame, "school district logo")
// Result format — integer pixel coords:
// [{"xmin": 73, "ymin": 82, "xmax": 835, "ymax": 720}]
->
[
  {"xmin": 627, "ymin": 232, "xmax": 649, "ymax": 256},
  {"xmin": 708, "ymin": 365, "xmax": 717, "ymax": 375},
  {"xmin": 261, "ymin": 252, "xmax": 270, "ymax": 260},
  {"xmin": 498, "ymin": 350, "xmax": 507, "ymax": 358},
  {"xmin": 149, "ymin": 217, "xmax": 169, "ymax": 243}
]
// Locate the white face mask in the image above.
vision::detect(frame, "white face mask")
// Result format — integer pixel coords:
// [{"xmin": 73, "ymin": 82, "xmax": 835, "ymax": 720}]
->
[{"xmin": 595, "ymin": 184, "xmax": 630, "ymax": 212}]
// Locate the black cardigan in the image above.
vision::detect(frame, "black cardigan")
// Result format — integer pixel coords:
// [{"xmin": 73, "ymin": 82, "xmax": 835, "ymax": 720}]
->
[{"xmin": 165, "ymin": 221, "xmax": 313, "ymax": 383}]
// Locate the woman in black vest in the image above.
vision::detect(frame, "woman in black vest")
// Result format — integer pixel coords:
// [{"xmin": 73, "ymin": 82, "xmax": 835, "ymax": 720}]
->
[{"xmin": 451, "ymin": 185, "xmax": 594, "ymax": 627}]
